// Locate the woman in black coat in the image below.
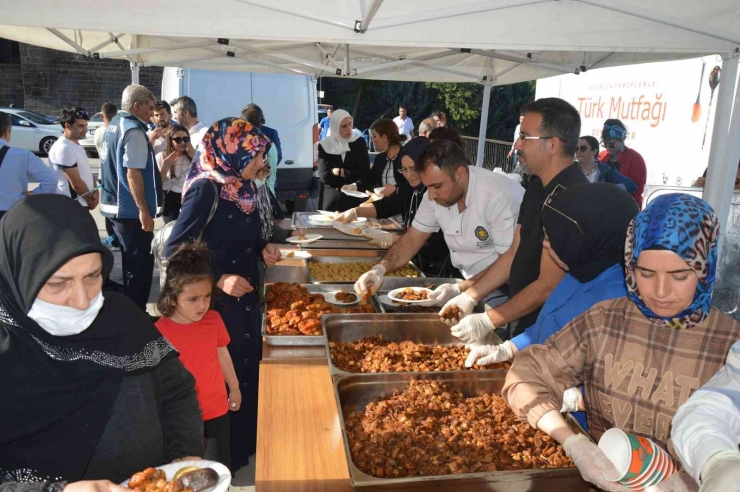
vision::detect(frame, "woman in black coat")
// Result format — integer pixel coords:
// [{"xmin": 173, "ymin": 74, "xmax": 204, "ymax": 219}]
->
[
  {"xmin": 166, "ymin": 118, "xmax": 281, "ymax": 470},
  {"xmin": 317, "ymin": 109, "xmax": 371, "ymax": 211},
  {"xmin": 359, "ymin": 118, "xmax": 408, "ymax": 197}
]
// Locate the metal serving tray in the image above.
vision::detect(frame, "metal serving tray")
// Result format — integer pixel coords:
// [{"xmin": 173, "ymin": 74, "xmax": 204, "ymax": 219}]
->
[
  {"xmin": 307, "ymin": 256, "xmax": 424, "ymax": 284},
  {"xmin": 292, "ymin": 211, "xmax": 404, "ymax": 231},
  {"xmin": 261, "ymin": 283, "xmax": 382, "ymax": 346},
  {"xmin": 333, "ymin": 372, "xmax": 589, "ymax": 491},
  {"xmin": 323, "ymin": 313, "xmax": 504, "ymax": 378}
]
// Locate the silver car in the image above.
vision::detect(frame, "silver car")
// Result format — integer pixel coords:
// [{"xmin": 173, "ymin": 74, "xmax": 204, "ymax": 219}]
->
[{"xmin": 0, "ymin": 107, "xmax": 62, "ymax": 154}]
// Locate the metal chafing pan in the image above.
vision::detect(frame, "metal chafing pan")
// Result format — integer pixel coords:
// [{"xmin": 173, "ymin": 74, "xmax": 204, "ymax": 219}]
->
[
  {"xmin": 307, "ymin": 256, "xmax": 424, "ymax": 284},
  {"xmin": 261, "ymin": 283, "xmax": 381, "ymax": 346},
  {"xmin": 332, "ymin": 372, "xmax": 590, "ymax": 491},
  {"xmin": 323, "ymin": 313, "xmax": 504, "ymax": 378}
]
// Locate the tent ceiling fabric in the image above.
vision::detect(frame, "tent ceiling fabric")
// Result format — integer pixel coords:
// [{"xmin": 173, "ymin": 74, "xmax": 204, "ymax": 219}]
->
[{"xmin": 0, "ymin": 0, "xmax": 738, "ymax": 84}]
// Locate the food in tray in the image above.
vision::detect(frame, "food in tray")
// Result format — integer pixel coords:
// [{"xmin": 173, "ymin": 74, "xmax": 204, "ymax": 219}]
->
[
  {"xmin": 329, "ymin": 335, "xmax": 510, "ymax": 373},
  {"xmin": 285, "ymin": 251, "xmax": 295, "ymax": 258},
  {"xmin": 308, "ymin": 261, "xmax": 419, "ymax": 282},
  {"xmin": 265, "ymin": 283, "xmax": 373, "ymax": 336},
  {"xmin": 397, "ymin": 287, "xmax": 429, "ymax": 301},
  {"xmin": 335, "ymin": 291, "xmax": 358, "ymax": 303},
  {"xmin": 346, "ymin": 380, "xmax": 574, "ymax": 478},
  {"xmin": 440, "ymin": 305, "xmax": 463, "ymax": 322},
  {"xmin": 127, "ymin": 467, "xmax": 219, "ymax": 492},
  {"xmin": 353, "ymin": 227, "xmax": 363, "ymax": 234}
]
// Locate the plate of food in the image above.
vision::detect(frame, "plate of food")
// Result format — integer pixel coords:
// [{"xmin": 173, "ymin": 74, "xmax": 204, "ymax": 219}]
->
[
  {"xmin": 308, "ymin": 214, "xmax": 336, "ymax": 223},
  {"xmin": 286, "ymin": 233, "xmax": 323, "ymax": 244},
  {"xmin": 121, "ymin": 460, "xmax": 231, "ymax": 492},
  {"xmin": 342, "ymin": 189, "xmax": 369, "ymax": 199},
  {"xmin": 317, "ymin": 210, "xmax": 338, "ymax": 216},
  {"xmin": 323, "ymin": 290, "xmax": 360, "ymax": 305},
  {"xmin": 279, "ymin": 250, "xmax": 312, "ymax": 259},
  {"xmin": 331, "ymin": 221, "xmax": 367, "ymax": 237},
  {"xmin": 387, "ymin": 287, "xmax": 433, "ymax": 303}
]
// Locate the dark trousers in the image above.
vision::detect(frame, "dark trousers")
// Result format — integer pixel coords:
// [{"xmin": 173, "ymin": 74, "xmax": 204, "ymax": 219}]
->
[
  {"xmin": 110, "ymin": 218, "xmax": 154, "ymax": 312},
  {"xmin": 105, "ymin": 217, "xmax": 120, "ymax": 247},
  {"xmin": 162, "ymin": 191, "xmax": 182, "ymax": 224},
  {"xmin": 204, "ymin": 413, "xmax": 231, "ymax": 469}
]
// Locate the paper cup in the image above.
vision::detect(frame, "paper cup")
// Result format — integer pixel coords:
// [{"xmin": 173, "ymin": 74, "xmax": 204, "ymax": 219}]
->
[
  {"xmin": 598, "ymin": 428, "xmax": 633, "ymax": 480},
  {"xmin": 623, "ymin": 441, "xmax": 661, "ymax": 488},
  {"xmin": 628, "ymin": 445, "xmax": 665, "ymax": 489},
  {"xmin": 626, "ymin": 434, "xmax": 656, "ymax": 480}
]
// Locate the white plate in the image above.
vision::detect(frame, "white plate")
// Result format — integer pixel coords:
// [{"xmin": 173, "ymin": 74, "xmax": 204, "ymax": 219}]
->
[
  {"xmin": 279, "ymin": 249, "xmax": 312, "ymax": 259},
  {"xmin": 317, "ymin": 210, "xmax": 337, "ymax": 216},
  {"xmin": 323, "ymin": 290, "xmax": 360, "ymax": 305},
  {"xmin": 285, "ymin": 234, "xmax": 323, "ymax": 244},
  {"xmin": 308, "ymin": 214, "xmax": 337, "ymax": 222},
  {"xmin": 331, "ymin": 221, "xmax": 367, "ymax": 237},
  {"xmin": 387, "ymin": 287, "xmax": 433, "ymax": 304},
  {"xmin": 342, "ymin": 189, "xmax": 369, "ymax": 199},
  {"xmin": 120, "ymin": 460, "xmax": 231, "ymax": 492}
]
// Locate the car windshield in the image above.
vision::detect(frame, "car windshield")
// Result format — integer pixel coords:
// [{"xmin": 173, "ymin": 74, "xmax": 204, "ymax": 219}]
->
[{"xmin": 19, "ymin": 111, "xmax": 55, "ymax": 125}]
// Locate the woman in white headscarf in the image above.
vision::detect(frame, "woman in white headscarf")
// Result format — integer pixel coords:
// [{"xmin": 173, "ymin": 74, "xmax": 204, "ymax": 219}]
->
[{"xmin": 317, "ymin": 109, "xmax": 371, "ymax": 211}]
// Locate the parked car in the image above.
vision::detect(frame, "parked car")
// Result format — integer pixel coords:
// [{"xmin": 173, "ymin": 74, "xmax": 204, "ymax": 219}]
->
[
  {"xmin": 0, "ymin": 106, "xmax": 61, "ymax": 154},
  {"xmin": 80, "ymin": 112, "xmax": 104, "ymax": 155}
]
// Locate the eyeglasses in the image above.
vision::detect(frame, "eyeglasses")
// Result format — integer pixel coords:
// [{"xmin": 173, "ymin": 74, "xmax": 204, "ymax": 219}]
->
[
  {"xmin": 171, "ymin": 136, "xmax": 191, "ymax": 144},
  {"xmin": 518, "ymin": 132, "xmax": 554, "ymax": 142},
  {"xmin": 542, "ymin": 184, "xmax": 584, "ymax": 235},
  {"xmin": 576, "ymin": 145, "xmax": 590, "ymax": 153},
  {"xmin": 400, "ymin": 166, "xmax": 419, "ymax": 176}
]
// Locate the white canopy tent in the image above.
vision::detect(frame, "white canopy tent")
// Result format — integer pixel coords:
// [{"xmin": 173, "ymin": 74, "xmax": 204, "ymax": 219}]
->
[{"xmin": 0, "ymin": 0, "xmax": 739, "ymax": 247}]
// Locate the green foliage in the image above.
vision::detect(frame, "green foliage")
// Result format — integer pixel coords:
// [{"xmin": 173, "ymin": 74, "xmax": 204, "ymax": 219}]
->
[{"xmin": 425, "ymin": 82, "xmax": 482, "ymax": 134}]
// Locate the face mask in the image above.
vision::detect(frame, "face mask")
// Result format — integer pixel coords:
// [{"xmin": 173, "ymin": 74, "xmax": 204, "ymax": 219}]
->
[{"xmin": 27, "ymin": 291, "xmax": 104, "ymax": 337}]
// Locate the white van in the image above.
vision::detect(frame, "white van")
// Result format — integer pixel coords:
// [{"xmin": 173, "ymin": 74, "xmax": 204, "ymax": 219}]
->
[{"xmin": 161, "ymin": 67, "xmax": 318, "ymax": 211}]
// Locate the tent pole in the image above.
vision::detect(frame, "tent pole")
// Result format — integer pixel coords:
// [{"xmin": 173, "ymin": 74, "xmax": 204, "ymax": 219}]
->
[
  {"xmin": 47, "ymin": 28, "xmax": 90, "ymax": 57},
  {"xmin": 130, "ymin": 62, "xmax": 140, "ymax": 85},
  {"xmin": 345, "ymin": 44, "xmax": 350, "ymax": 75},
  {"xmin": 703, "ymin": 57, "xmax": 739, "ymax": 257},
  {"xmin": 476, "ymin": 84, "xmax": 492, "ymax": 168}
]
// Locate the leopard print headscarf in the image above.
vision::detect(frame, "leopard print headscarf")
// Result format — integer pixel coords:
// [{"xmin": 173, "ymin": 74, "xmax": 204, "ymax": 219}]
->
[{"xmin": 624, "ymin": 193, "xmax": 719, "ymax": 330}]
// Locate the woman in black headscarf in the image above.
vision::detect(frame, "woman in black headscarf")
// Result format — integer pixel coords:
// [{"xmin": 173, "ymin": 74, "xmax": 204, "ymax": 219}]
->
[{"xmin": 0, "ymin": 195, "xmax": 203, "ymax": 490}]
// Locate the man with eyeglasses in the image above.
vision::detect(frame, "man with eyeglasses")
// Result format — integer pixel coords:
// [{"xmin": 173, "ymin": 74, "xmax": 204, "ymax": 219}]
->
[
  {"xmin": 48, "ymin": 107, "xmax": 98, "ymax": 210},
  {"xmin": 354, "ymin": 139, "xmax": 524, "ymax": 297},
  {"xmin": 436, "ymin": 98, "xmax": 589, "ymax": 344}
]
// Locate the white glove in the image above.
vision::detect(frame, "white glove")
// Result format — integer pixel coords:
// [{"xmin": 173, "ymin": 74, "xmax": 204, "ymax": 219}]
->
[
  {"xmin": 341, "ymin": 183, "xmax": 358, "ymax": 193},
  {"xmin": 338, "ymin": 208, "xmax": 358, "ymax": 224},
  {"xmin": 354, "ymin": 263, "xmax": 386, "ymax": 297},
  {"xmin": 422, "ymin": 283, "xmax": 461, "ymax": 307},
  {"xmin": 464, "ymin": 341, "xmax": 514, "ymax": 367},
  {"xmin": 363, "ymin": 228, "xmax": 397, "ymax": 248},
  {"xmin": 561, "ymin": 387, "xmax": 581, "ymax": 413},
  {"xmin": 563, "ymin": 434, "xmax": 628, "ymax": 492},
  {"xmin": 439, "ymin": 292, "xmax": 477, "ymax": 325},
  {"xmin": 450, "ymin": 312, "xmax": 495, "ymax": 344},
  {"xmin": 698, "ymin": 450, "xmax": 740, "ymax": 492}
]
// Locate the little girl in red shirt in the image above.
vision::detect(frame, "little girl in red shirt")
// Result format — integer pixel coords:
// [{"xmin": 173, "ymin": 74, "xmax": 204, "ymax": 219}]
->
[{"xmin": 156, "ymin": 241, "xmax": 240, "ymax": 468}]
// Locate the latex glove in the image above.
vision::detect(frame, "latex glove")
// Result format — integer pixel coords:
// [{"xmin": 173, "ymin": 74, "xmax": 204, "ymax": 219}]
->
[
  {"xmin": 561, "ymin": 387, "xmax": 582, "ymax": 413},
  {"xmin": 645, "ymin": 470, "xmax": 695, "ymax": 492},
  {"xmin": 464, "ymin": 341, "xmax": 514, "ymax": 367},
  {"xmin": 341, "ymin": 183, "xmax": 358, "ymax": 193},
  {"xmin": 354, "ymin": 263, "xmax": 386, "ymax": 297},
  {"xmin": 450, "ymin": 312, "xmax": 494, "ymax": 344},
  {"xmin": 439, "ymin": 292, "xmax": 477, "ymax": 325},
  {"xmin": 563, "ymin": 434, "xmax": 628, "ymax": 492},
  {"xmin": 363, "ymin": 228, "xmax": 397, "ymax": 248},
  {"xmin": 338, "ymin": 208, "xmax": 358, "ymax": 224},
  {"xmin": 698, "ymin": 450, "xmax": 740, "ymax": 492},
  {"xmin": 422, "ymin": 283, "xmax": 461, "ymax": 307}
]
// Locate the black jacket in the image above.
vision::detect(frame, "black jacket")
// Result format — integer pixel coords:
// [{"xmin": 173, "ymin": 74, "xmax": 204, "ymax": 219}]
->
[{"xmin": 318, "ymin": 139, "xmax": 371, "ymax": 211}]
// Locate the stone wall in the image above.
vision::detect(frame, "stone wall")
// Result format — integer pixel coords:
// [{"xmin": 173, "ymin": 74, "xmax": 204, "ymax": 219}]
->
[{"xmin": 0, "ymin": 40, "xmax": 163, "ymax": 116}]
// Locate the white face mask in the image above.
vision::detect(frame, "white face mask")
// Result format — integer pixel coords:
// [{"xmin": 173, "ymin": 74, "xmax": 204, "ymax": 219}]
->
[{"xmin": 27, "ymin": 291, "xmax": 105, "ymax": 337}]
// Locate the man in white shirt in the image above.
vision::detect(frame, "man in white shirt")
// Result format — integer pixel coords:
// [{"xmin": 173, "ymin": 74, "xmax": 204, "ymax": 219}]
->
[
  {"xmin": 393, "ymin": 105, "xmax": 414, "ymax": 139},
  {"xmin": 355, "ymin": 140, "xmax": 524, "ymax": 296},
  {"xmin": 94, "ymin": 102, "xmax": 117, "ymax": 156},
  {"xmin": 172, "ymin": 96, "xmax": 208, "ymax": 150},
  {"xmin": 48, "ymin": 107, "xmax": 98, "ymax": 210},
  {"xmin": 508, "ymin": 113, "xmax": 524, "ymax": 168},
  {"xmin": 148, "ymin": 100, "xmax": 172, "ymax": 155}
]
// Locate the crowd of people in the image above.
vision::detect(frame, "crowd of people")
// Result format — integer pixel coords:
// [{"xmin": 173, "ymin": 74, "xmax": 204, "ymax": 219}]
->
[{"xmin": 0, "ymin": 86, "xmax": 739, "ymax": 492}]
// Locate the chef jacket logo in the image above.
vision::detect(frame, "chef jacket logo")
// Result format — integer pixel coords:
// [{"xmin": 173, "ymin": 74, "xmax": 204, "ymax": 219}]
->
[{"xmin": 474, "ymin": 226, "xmax": 493, "ymax": 248}]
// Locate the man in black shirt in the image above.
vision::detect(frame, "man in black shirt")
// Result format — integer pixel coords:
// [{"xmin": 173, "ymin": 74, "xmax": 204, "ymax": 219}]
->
[{"xmin": 438, "ymin": 97, "xmax": 588, "ymax": 342}]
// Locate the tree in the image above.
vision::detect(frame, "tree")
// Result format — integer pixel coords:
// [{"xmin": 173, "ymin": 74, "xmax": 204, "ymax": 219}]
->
[{"xmin": 425, "ymin": 82, "xmax": 482, "ymax": 135}]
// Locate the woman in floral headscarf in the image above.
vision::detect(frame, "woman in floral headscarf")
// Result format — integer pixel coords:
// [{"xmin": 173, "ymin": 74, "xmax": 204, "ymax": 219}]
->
[
  {"xmin": 166, "ymin": 118, "xmax": 281, "ymax": 470},
  {"xmin": 502, "ymin": 194, "xmax": 740, "ymax": 492}
]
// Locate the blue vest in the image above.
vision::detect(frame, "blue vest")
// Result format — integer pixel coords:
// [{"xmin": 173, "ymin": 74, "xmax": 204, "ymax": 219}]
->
[{"xmin": 99, "ymin": 112, "xmax": 162, "ymax": 219}]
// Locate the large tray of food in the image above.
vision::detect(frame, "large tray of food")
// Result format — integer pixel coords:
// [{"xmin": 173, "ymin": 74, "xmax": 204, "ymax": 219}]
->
[
  {"xmin": 307, "ymin": 256, "xmax": 423, "ymax": 283},
  {"xmin": 323, "ymin": 313, "xmax": 507, "ymax": 377},
  {"xmin": 262, "ymin": 282, "xmax": 379, "ymax": 346},
  {"xmin": 292, "ymin": 212, "xmax": 403, "ymax": 231},
  {"xmin": 333, "ymin": 372, "xmax": 588, "ymax": 490}
]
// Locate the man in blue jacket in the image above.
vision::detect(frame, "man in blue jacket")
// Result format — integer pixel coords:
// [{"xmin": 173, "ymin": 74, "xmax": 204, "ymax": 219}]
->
[{"xmin": 100, "ymin": 84, "xmax": 163, "ymax": 312}]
